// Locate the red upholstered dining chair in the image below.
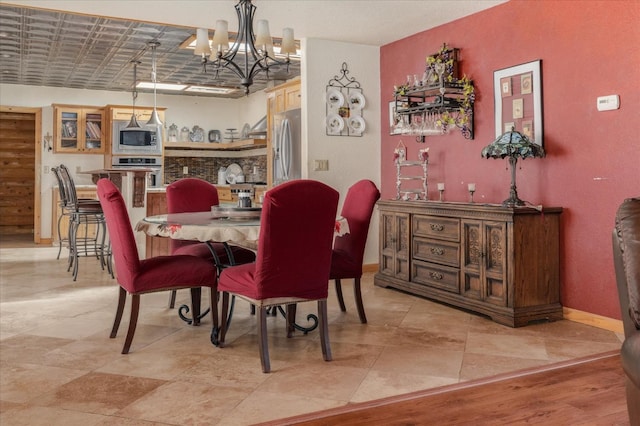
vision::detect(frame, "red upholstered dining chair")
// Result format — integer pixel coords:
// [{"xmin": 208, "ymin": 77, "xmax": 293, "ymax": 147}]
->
[
  {"xmin": 165, "ymin": 177, "xmax": 256, "ymax": 308},
  {"xmin": 330, "ymin": 179, "xmax": 380, "ymax": 323},
  {"xmin": 217, "ymin": 179, "xmax": 339, "ymax": 373},
  {"xmin": 97, "ymin": 178, "xmax": 217, "ymax": 354}
]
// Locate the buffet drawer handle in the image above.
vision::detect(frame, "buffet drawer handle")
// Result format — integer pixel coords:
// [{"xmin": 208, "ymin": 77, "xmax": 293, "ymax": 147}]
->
[
  {"xmin": 430, "ymin": 272, "xmax": 444, "ymax": 280},
  {"xmin": 430, "ymin": 224, "xmax": 444, "ymax": 231},
  {"xmin": 430, "ymin": 247, "xmax": 445, "ymax": 255}
]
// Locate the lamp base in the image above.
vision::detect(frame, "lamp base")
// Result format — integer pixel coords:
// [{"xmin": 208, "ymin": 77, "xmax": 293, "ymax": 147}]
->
[{"xmin": 502, "ymin": 196, "xmax": 526, "ymax": 208}]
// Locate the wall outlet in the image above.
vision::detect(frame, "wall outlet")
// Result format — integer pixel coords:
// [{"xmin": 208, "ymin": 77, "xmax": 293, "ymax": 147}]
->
[
  {"xmin": 183, "ymin": 166, "xmax": 189, "ymax": 175},
  {"xmin": 314, "ymin": 159, "xmax": 329, "ymax": 171},
  {"xmin": 43, "ymin": 165, "xmax": 50, "ymax": 174},
  {"xmin": 76, "ymin": 166, "xmax": 81, "ymax": 173}
]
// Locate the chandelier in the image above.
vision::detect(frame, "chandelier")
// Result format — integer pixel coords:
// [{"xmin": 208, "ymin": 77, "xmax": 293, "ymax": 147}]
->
[{"xmin": 194, "ymin": 0, "xmax": 296, "ymax": 95}]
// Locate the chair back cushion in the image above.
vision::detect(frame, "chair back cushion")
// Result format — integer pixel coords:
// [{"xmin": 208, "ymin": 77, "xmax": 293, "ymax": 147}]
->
[
  {"xmin": 166, "ymin": 178, "xmax": 220, "ymax": 254},
  {"xmin": 97, "ymin": 178, "xmax": 140, "ymax": 291},
  {"xmin": 331, "ymin": 179, "xmax": 380, "ymax": 278},
  {"xmin": 251, "ymin": 180, "xmax": 339, "ymax": 300},
  {"xmin": 615, "ymin": 197, "xmax": 640, "ymax": 330}
]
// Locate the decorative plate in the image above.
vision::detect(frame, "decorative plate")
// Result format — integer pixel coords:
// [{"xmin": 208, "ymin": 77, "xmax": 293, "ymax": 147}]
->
[
  {"xmin": 208, "ymin": 129, "xmax": 221, "ymax": 143},
  {"xmin": 326, "ymin": 113, "xmax": 345, "ymax": 134},
  {"xmin": 348, "ymin": 116, "xmax": 366, "ymax": 134},
  {"xmin": 189, "ymin": 125, "xmax": 205, "ymax": 142},
  {"xmin": 225, "ymin": 163, "xmax": 243, "ymax": 184},
  {"xmin": 240, "ymin": 123, "xmax": 251, "ymax": 139},
  {"xmin": 326, "ymin": 89, "xmax": 344, "ymax": 109},
  {"xmin": 347, "ymin": 91, "xmax": 366, "ymax": 110}
]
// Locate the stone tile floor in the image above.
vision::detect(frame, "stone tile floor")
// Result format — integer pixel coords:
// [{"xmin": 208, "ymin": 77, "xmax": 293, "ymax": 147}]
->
[{"xmin": 0, "ymin": 235, "xmax": 623, "ymax": 425}]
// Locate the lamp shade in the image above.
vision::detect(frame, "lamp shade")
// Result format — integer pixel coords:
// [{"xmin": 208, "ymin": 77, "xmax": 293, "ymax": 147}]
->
[
  {"xmin": 194, "ymin": 28, "xmax": 211, "ymax": 56},
  {"xmin": 254, "ymin": 19, "xmax": 272, "ymax": 48},
  {"xmin": 211, "ymin": 20, "xmax": 229, "ymax": 53},
  {"xmin": 280, "ymin": 28, "xmax": 296, "ymax": 55},
  {"xmin": 481, "ymin": 129, "xmax": 545, "ymax": 160},
  {"xmin": 480, "ymin": 129, "xmax": 545, "ymax": 207}
]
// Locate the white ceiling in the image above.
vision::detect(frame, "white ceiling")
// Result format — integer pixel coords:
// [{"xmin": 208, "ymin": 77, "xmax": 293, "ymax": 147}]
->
[
  {"xmin": 0, "ymin": 1, "xmax": 506, "ymax": 97},
  {"xmin": 6, "ymin": 0, "xmax": 506, "ymax": 46}
]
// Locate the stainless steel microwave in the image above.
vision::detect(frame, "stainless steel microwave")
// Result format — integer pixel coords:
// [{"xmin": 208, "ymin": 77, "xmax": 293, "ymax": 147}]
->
[{"xmin": 112, "ymin": 120, "xmax": 162, "ymax": 155}]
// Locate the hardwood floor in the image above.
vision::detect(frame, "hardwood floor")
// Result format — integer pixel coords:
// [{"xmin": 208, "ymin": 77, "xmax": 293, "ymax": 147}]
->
[{"xmin": 261, "ymin": 351, "xmax": 629, "ymax": 426}]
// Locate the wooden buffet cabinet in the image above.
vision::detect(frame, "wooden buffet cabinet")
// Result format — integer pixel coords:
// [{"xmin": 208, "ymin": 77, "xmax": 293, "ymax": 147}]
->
[{"xmin": 374, "ymin": 200, "xmax": 563, "ymax": 327}]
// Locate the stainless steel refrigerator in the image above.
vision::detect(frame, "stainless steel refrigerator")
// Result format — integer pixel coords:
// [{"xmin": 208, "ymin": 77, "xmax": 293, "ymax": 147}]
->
[{"xmin": 272, "ymin": 108, "xmax": 301, "ymax": 185}]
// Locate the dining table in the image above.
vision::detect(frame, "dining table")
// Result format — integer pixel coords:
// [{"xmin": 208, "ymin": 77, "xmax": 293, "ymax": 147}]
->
[{"xmin": 135, "ymin": 206, "xmax": 349, "ymax": 345}]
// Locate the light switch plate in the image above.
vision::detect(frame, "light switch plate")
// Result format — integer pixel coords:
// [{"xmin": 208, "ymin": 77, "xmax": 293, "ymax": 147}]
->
[{"xmin": 597, "ymin": 94, "xmax": 619, "ymax": 111}]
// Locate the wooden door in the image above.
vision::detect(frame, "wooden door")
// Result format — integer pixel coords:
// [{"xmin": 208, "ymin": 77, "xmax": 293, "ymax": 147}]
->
[{"xmin": 0, "ymin": 111, "xmax": 35, "ymax": 235}]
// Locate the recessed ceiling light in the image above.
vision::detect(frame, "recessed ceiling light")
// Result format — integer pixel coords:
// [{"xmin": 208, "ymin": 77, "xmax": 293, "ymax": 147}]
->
[
  {"xmin": 137, "ymin": 81, "xmax": 188, "ymax": 91},
  {"xmin": 184, "ymin": 85, "xmax": 238, "ymax": 94}
]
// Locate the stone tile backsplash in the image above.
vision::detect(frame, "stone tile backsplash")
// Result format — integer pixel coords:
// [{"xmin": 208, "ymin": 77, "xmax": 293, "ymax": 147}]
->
[{"xmin": 164, "ymin": 155, "xmax": 267, "ymax": 185}]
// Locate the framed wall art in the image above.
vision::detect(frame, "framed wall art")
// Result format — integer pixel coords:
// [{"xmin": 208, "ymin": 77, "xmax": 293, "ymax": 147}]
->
[{"xmin": 493, "ymin": 60, "xmax": 543, "ymax": 146}]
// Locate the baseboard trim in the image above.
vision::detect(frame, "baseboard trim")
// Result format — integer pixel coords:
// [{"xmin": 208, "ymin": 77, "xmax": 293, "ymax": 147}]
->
[
  {"xmin": 363, "ymin": 268, "xmax": 622, "ymax": 334},
  {"xmin": 563, "ymin": 307, "xmax": 623, "ymax": 333},
  {"xmin": 363, "ymin": 263, "xmax": 378, "ymax": 273}
]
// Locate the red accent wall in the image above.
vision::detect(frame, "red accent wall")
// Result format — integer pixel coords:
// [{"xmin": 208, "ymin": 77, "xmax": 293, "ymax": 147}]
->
[{"xmin": 379, "ymin": 0, "xmax": 639, "ymax": 319}]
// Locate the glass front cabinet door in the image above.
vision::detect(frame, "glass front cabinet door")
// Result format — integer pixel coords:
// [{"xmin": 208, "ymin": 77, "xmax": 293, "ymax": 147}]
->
[{"xmin": 53, "ymin": 104, "xmax": 105, "ymax": 154}]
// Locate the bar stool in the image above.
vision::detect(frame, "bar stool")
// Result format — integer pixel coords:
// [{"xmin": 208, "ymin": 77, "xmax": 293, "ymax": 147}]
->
[{"xmin": 56, "ymin": 164, "xmax": 111, "ymax": 281}]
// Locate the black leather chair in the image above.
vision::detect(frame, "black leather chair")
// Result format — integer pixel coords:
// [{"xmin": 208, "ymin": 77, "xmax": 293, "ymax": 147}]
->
[{"xmin": 613, "ymin": 196, "xmax": 640, "ymax": 424}]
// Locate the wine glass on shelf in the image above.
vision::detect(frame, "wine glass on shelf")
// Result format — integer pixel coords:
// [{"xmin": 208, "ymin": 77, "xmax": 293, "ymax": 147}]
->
[{"xmin": 434, "ymin": 62, "xmax": 446, "ymax": 95}]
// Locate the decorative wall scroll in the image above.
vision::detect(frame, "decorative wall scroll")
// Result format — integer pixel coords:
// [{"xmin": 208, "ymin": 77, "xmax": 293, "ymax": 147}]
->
[
  {"xmin": 493, "ymin": 60, "xmax": 543, "ymax": 146},
  {"xmin": 326, "ymin": 62, "xmax": 365, "ymax": 137}
]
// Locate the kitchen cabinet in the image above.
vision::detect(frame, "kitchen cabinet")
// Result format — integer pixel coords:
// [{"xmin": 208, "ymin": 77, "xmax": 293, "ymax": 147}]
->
[
  {"xmin": 374, "ymin": 200, "xmax": 563, "ymax": 327},
  {"xmin": 104, "ymin": 105, "xmax": 166, "ymax": 166},
  {"xmin": 217, "ymin": 187, "xmax": 232, "ymax": 202},
  {"xmin": 145, "ymin": 190, "xmax": 169, "ymax": 258},
  {"xmin": 163, "ymin": 139, "xmax": 266, "ymax": 156},
  {"xmin": 265, "ymin": 79, "xmax": 301, "ymax": 187},
  {"xmin": 53, "ymin": 104, "xmax": 105, "ymax": 154}
]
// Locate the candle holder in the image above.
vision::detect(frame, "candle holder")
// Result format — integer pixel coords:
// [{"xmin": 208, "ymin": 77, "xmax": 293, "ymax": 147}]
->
[
  {"xmin": 437, "ymin": 183, "xmax": 445, "ymax": 201},
  {"xmin": 468, "ymin": 183, "xmax": 476, "ymax": 203}
]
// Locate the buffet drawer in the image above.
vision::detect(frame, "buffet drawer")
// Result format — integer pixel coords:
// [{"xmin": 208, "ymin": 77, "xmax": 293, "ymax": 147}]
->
[
  {"xmin": 413, "ymin": 236, "xmax": 460, "ymax": 267},
  {"xmin": 412, "ymin": 260, "xmax": 460, "ymax": 293},
  {"xmin": 413, "ymin": 215, "xmax": 460, "ymax": 242}
]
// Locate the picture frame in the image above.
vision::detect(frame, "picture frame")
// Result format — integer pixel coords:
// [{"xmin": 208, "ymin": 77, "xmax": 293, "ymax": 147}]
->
[
  {"xmin": 389, "ymin": 101, "xmax": 401, "ymax": 135},
  {"xmin": 494, "ymin": 60, "xmax": 543, "ymax": 146}
]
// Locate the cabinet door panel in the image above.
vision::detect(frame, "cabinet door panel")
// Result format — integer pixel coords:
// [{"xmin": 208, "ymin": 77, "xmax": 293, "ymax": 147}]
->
[
  {"xmin": 379, "ymin": 211, "xmax": 410, "ymax": 280},
  {"xmin": 483, "ymin": 221, "xmax": 507, "ymax": 306},
  {"xmin": 145, "ymin": 192, "xmax": 169, "ymax": 258}
]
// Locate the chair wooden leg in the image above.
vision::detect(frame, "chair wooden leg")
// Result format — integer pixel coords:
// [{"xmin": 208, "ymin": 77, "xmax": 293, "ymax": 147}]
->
[
  {"xmin": 219, "ymin": 292, "xmax": 229, "ymax": 347},
  {"xmin": 335, "ymin": 279, "xmax": 346, "ymax": 312},
  {"xmin": 168, "ymin": 290, "xmax": 177, "ymax": 309},
  {"xmin": 353, "ymin": 277, "xmax": 367, "ymax": 324},
  {"xmin": 318, "ymin": 300, "xmax": 332, "ymax": 362},
  {"xmin": 110, "ymin": 287, "xmax": 127, "ymax": 338},
  {"xmin": 258, "ymin": 307, "xmax": 271, "ymax": 373},
  {"xmin": 122, "ymin": 294, "xmax": 140, "ymax": 354},
  {"xmin": 190, "ymin": 287, "xmax": 202, "ymax": 326},
  {"xmin": 286, "ymin": 304, "xmax": 296, "ymax": 338}
]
